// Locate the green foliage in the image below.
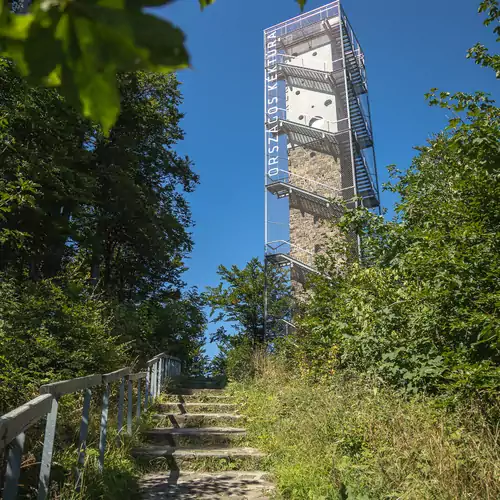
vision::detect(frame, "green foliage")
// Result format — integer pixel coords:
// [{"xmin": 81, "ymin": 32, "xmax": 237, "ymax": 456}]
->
[
  {"xmin": 234, "ymin": 357, "xmax": 500, "ymax": 499},
  {"xmin": 0, "ymin": 167, "xmax": 37, "ymax": 245},
  {"xmin": 205, "ymin": 258, "xmax": 291, "ymax": 347},
  {"xmin": 295, "ymin": 88, "xmax": 500, "ymax": 400},
  {"xmin": 467, "ymin": 0, "xmax": 500, "ymax": 77},
  {"xmin": 0, "ymin": 274, "xmax": 128, "ymax": 413},
  {"xmin": 224, "ymin": 338, "xmax": 258, "ymax": 381},
  {"xmin": 0, "ymin": 62, "xmax": 205, "ymax": 410},
  {"xmin": 0, "ymin": 0, "xmax": 190, "ymax": 133},
  {"xmin": 0, "ymin": 0, "xmax": 308, "ymax": 131},
  {"xmin": 287, "ymin": 9, "xmax": 500, "ymax": 401},
  {"xmin": 0, "ymin": 63, "xmax": 196, "ymax": 299},
  {"xmin": 198, "ymin": 0, "xmax": 216, "ymax": 9},
  {"xmin": 115, "ymin": 287, "xmax": 207, "ymax": 366}
]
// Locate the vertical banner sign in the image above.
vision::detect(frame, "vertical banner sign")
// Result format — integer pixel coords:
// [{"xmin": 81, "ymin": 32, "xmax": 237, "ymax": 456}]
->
[{"xmin": 265, "ymin": 30, "xmax": 280, "ymax": 179}]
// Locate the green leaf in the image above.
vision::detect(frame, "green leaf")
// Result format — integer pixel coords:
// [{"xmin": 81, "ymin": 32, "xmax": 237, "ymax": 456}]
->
[
  {"xmin": 199, "ymin": 0, "xmax": 215, "ymax": 9},
  {"xmin": 0, "ymin": 0, "xmax": 189, "ymax": 132}
]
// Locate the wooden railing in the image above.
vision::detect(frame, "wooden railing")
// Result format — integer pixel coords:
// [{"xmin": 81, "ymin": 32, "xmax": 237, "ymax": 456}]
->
[{"xmin": 0, "ymin": 353, "xmax": 181, "ymax": 499}]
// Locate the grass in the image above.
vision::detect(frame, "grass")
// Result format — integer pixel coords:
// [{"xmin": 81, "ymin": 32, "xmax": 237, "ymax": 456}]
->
[
  {"xmin": 231, "ymin": 355, "xmax": 500, "ymax": 500},
  {"xmin": 45, "ymin": 408, "xmax": 155, "ymax": 499},
  {"xmin": 13, "ymin": 390, "xmax": 161, "ymax": 499}
]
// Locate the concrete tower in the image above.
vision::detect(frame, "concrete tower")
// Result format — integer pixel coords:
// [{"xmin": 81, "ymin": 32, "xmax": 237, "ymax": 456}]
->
[{"xmin": 264, "ymin": 1, "xmax": 380, "ymax": 318}]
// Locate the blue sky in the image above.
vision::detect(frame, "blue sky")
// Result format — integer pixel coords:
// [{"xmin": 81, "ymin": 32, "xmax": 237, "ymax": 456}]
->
[{"xmin": 154, "ymin": 0, "xmax": 499, "ymax": 357}]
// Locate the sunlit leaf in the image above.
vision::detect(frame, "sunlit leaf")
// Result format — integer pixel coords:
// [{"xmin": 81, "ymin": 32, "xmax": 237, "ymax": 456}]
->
[
  {"xmin": 0, "ymin": 0, "xmax": 189, "ymax": 132},
  {"xmin": 199, "ymin": 0, "xmax": 215, "ymax": 10}
]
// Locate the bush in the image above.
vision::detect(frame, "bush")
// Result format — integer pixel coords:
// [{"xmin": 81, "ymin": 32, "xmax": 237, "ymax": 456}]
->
[
  {"xmin": 296, "ymin": 90, "xmax": 500, "ymax": 401},
  {"xmin": 225, "ymin": 340, "xmax": 260, "ymax": 382},
  {"xmin": 233, "ymin": 356, "xmax": 500, "ymax": 499},
  {"xmin": 0, "ymin": 275, "xmax": 128, "ymax": 412}
]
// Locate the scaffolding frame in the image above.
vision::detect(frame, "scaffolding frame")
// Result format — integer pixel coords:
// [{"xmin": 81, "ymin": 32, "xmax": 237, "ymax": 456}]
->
[{"xmin": 263, "ymin": 1, "xmax": 381, "ymax": 340}]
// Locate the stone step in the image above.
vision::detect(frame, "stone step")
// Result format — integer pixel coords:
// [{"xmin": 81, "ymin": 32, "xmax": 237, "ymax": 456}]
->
[
  {"xmin": 144, "ymin": 427, "xmax": 246, "ymax": 438},
  {"xmin": 143, "ymin": 426, "xmax": 247, "ymax": 447},
  {"xmin": 172, "ymin": 378, "xmax": 226, "ymax": 390},
  {"xmin": 166, "ymin": 392, "xmax": 233, "ymax": 403},
  {"xmin": 159, "ymin": 402, "xmax": 238, "ymax": 413},
  {"xmin": 152, "ymin": 413, "xmax": 243, "ymax": 427},
  {"xmin": 167, "ymin": 388, "xmax": 226, "ymax": 395},
  {"xmin": 132, "ymin": 446, "xmax": 265, "ymax": 460},
  {"xmin": 139, "ymin": 471, "xmax": 274, "ymax": 499}
]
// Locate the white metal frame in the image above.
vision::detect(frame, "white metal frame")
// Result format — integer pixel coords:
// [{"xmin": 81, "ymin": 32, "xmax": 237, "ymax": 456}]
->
[{"xmin": 263, "ymin": 1, "xmax": 381, "ymax": 338}]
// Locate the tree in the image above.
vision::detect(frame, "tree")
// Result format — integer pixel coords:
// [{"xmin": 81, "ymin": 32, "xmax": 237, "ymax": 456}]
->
[
  {"xmin": 74, "ymin": 71, "xmax": 197, "ymax": 302},
  {"xmin": 0, "ymin": 65, "xmax": 197, "ymax": 303},
  {"xmin": 205, "ymin": 258, "xmax": 292, "ymax": 347},
  {"xmin": 115, "ymin": 287, "xmax": 207, "ymax": 367},
  {"xmin": 0, "ymin": 63, "xmax": 206, "ymax": 408}
]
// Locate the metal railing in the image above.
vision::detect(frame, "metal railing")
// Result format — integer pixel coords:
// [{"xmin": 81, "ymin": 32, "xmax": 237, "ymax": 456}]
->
[
  {"xmin": 265, "ymin": 1, "xmax": 340, "ymax": 37},
  {"xmin": 0, "ymin": 353, "xmax": 181, "ymax": 500},
  {"xmin": 266, "ymin": 239, "xmax": 317, "ymax": 270},
  {"xmin": 266, "ymin": 168, "xmax": 353, "ymax": 201},
  {"xmin": 269, "ymin": 108, "xmax": 349, "ymax": 135},
  {"xmin": 272, "ymin": 53, "xmax": 332, "ymax": 73}
]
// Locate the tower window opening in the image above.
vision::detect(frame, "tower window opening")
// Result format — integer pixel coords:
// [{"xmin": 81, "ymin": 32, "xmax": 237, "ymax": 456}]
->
[{"xmin": 309, "ymin": 116, "xmax": 324, "ymax": 128}]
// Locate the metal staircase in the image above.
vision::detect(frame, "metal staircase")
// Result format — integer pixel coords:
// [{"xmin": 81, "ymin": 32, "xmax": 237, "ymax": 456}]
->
[
  {"xmin": 266, "ymin": 240, "xmax": 319, "ymax": 285},
  {"xmin": 266, "ymin": 169, "xmax": 347, "ymax": 220},
  {"xmin": 268, "ymin": 116, "xmax": 344, "ymax": 157},
  {"xmin": 340, "ymin": 19, "xmax": 367, "ymax": 95},
  {"xmin": 274, "ymin": 56, "xmax": 337, "ymax": 95},
  {"xmin": 346, "ymin": 82, "xmax": 372, "ymax": 149},
  {"xmin": 354, "ymin": 150, "xmax": 378, "ymax": 208}
]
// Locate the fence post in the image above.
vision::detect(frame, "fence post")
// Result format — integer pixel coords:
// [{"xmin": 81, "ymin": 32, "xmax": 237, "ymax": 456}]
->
[
  {"xmin": 155, "ymin": 360, "xmax": 159, "ymax": 398},
  {"xmin": 37, "ymin": 397, "xmax": 59, "ymax": 500},
  {"xmin": 144, "ymin": 366, "xmax": 150, "ymax": 410},
  {"xmin": 76, "ymin": 388, "xmax": 92, "ymax": 491},
  {"xmin": 136, "ymin": 378, "xmax": 142, "ymax": 419},
  {"xmin": 158, "ymin": 357, "xmax": 163, "ymax": 391},
  {"xmin": 127, "ymin": 376, "xmax": 133, "ymax": 436},
  {"xmin": 158, "ymin": 358, "xmax": 162, "ymax": 393},
  {"xmin": 3, "ymin": 432, "xmax": 25, "ymax": 500},
  {"xmin": 152, "ymin": 362, "xmax": 157, "ymax": 400},
  {"xmin": 98, "ymin": 382, "xmax": 109, "ymax": 472},
  {"xmin": 117, "ymin": 376, "xmax": 125, "ymax": 437}
]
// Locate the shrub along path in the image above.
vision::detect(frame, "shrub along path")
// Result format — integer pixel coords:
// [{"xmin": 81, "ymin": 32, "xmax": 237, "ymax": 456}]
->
[{"xmin": 132, "ymin": 378, "xmax": 273, "ymax": 499}]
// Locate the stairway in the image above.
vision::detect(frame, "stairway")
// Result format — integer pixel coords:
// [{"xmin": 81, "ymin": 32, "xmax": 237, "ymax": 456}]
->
[{"xmin": 133, "ymin": 378, "xmax": 272, "ymax": 499}]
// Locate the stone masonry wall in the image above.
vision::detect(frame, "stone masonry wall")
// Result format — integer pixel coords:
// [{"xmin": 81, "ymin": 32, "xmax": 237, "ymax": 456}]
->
[{"xmin": 288, "ymin": 146, "xmax": 344, "ymax": 296}]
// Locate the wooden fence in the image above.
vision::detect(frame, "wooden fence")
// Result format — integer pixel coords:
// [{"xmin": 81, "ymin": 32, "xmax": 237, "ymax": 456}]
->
[{"xmin": 0, "ymin": 353, "xmax": 181, "ymax": 499}]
